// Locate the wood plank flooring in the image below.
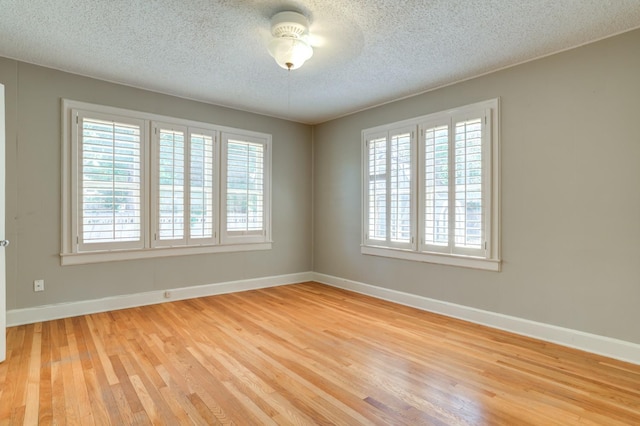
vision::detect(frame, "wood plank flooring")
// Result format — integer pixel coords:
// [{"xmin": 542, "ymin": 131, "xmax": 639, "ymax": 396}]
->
[{"xmin": 1, "ymin": 282, "xmax": 639, "ymax": 425}]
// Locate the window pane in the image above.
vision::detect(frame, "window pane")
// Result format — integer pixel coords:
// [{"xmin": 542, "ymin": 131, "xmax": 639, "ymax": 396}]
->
[
  {"xmin": 368, "ymin": 137, "xmax": 387, "ymax": 240},
  {"xmin": 226, "ymin": 140, "xmax": 264, "ymax": 232},
  {"xmin": 424, "ymin": 125, "xmax": 449, "ymax": 246},
  {"xmin": 390, "ymin": 133, "xmax": 411, "ymax": 243},
  {"xmin": 158, "ymin": 129, "xmax": 185, "ymax": 240},
  {"xmin": 454, "ymin": 118, "xmax": 483, "ymax": 249},
  {"xmin": 81, "ymin": 118, "xmax": 141, "ymax": 244},
  {"xmin": 190, "ymin": 133, "xmax": 214, "ymax": 239}
]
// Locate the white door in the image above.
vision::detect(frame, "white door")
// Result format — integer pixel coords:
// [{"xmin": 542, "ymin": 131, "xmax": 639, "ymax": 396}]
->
[{"xmin": 0, "ymin": 83, "xmax": 6, "ymax": 362}]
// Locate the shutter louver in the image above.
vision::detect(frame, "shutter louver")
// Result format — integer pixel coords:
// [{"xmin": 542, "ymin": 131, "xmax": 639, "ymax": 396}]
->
[{"xmin": 80, "ymin": 117, "xmax": 142, "ymax": 245}]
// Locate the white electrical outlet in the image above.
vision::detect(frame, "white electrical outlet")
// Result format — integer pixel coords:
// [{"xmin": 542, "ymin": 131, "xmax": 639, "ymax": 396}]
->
[
  {"xmin": 34, "ymin": 279, "xmax": 45, "ymax": 292},
  {"xmin": 164, "ymin": 290, "xmax": 171, "ymax": 299}
]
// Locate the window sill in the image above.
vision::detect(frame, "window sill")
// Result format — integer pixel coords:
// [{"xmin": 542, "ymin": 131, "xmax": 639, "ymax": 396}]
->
[
  {"xmin": 361, "ymin": 245, "xmax": 501, "ymax": 272},
  {"xmin": 61, "ymin": 242, "xmax": 273, "ymax": 266}
]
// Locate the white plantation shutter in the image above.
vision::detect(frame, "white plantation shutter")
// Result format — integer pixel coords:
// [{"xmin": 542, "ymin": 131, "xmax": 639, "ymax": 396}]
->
[
  {"xmin": 390, "ymin": 132, "xmax": 412, "ymax": 243},
  {"xmin": 364, "ymin": 127, "xmax": 414, "ymax": 249},
  {"xmin": 153, "ymin": 124, "xmax": 219, "ymax": 247},
  {"xmin": 189, "ymin": 130, "xmax": 216, "ymax": 242},
  {"xmin": 454, "ymin": 117, "xmax": 484, "ymax": 252},
  {"xmin": 76, "ymin": 112, "xmax": 144, "ymax": 250},
  {"xmin": 423, "ymin": 123, "xmax": 449, "ymax": 249},
  {"xmin": 154, "ymin": 124, "xmax": 186, "ymax": 246},
  {"xmin": 419, "ymin": 110, "xmax": 488, "ymax": 257},
  {"xmin": 227, "ymin": 141, "xmax": 264, "ymax": 232},
  {"xmin": 367, "ymin": 135, "xmax": 387, "ymax": 240},
  {"xmin": 221, "ymin": 132, "xmax": 271, "ymax": 244}
]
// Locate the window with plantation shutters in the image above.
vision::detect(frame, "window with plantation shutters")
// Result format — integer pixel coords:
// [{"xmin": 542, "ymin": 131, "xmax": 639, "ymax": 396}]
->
[
  {"xmin": 364, "ymin": 127, "xmax": 415, "ymax": 250},
  {"xmin": 362, "ymin": 99, "xmax": 500, "ymax": 271},
  {"xmin": 221, "ymin": 132, "xmax": 271, "ymax": 244},
  {"xmin": 62, "ymin": 100, "xmax": 271, "ymax": 265},
  {"xmin": 76, "ymin": 112, "xmax": 144, "ymax": 251}
]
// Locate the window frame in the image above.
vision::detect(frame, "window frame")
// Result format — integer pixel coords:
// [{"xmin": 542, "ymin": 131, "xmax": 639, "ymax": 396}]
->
[
  {"xmin": 361, "ymin": 99, "xmax": 501, "ymax": 271},
  {"xmin": 61, "ymin": 99, "xmax": 272, "ymax": 266}
]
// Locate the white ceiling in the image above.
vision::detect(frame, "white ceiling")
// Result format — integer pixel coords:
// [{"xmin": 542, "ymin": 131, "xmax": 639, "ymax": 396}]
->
[{"xmin": 1, "ymin": 1, "xmax": 640, "ymax": 124}]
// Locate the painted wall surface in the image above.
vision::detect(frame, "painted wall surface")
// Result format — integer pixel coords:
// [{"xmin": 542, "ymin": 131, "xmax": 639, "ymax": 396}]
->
[
  {"xmin": 0, "ymin": 59, "xmax": 312, "ymax": 310},
  {"xmin": 313, "ymin": 29, "xmax": 640, "ymax": 344},
  {"xmin": 2, "ymin": 28, "xmax": 640, "ymax": 347}
]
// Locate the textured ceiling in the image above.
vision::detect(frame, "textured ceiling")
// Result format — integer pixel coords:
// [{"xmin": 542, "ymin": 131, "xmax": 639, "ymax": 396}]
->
[{"xmin": 1, "ymin": 1, "xmax": 640, "ymax": 124}]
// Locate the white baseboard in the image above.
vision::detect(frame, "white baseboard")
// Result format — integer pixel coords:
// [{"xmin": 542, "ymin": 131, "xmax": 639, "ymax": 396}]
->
[
  {"xmin": 312, "ymin": 272, "xmax": 640, "ymax": 365},
  {"xmin": 9, "ymin": 270, "xmax": 640, "ymax": 365},
  {"xmin": 7, "ymin": 272, "xmax": 313, "ymax": 327}
]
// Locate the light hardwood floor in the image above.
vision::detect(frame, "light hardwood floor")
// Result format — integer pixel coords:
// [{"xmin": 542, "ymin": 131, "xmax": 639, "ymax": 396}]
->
[{"xmin": 1, "ymin": 282, "xmax": 639, "ymax": 425}]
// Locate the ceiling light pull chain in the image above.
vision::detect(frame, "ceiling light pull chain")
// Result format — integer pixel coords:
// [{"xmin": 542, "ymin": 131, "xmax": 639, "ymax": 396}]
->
[{"xmin": 287, "ymin": 68, "xmax": 291, "ymax": 115}]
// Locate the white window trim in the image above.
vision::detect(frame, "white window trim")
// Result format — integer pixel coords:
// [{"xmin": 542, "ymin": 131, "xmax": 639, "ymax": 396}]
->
[
  {"xmin": 60, "ymin": 243, "xmax": 272, "ymax": 266},
  {"xmin": 361, "ymin": 99, "xmax": 501, "ymax": 271},
  {"xmin": 61, "ymin": 99, "xmax": 272, "ymax": 266}
]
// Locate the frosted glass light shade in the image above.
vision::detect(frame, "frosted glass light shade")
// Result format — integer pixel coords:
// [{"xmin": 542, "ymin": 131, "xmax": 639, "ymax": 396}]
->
[{"xmin": 268, "ymin": 36, "xmax": 313, "ymax": 70}]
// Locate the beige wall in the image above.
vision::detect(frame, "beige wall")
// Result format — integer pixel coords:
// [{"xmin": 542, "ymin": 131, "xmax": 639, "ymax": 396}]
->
[
  {"xmin": 313, "ymin": 29, "xmax": 640, "ymax": 344},
  {"xmin": 0, "ymin": 59, "xmax": 312, "ymax": 310}
]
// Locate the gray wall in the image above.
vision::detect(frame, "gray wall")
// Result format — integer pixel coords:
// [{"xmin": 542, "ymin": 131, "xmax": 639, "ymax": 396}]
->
[
  {"xmin": 2, "ymin": 28, "xmax": 640, "ymax": 346},
  {"xmin": 0, "ymin": 59, "xmax": 312, "ymax": 310},
  {"xmin": 313, "ymin": 29, "xmax": 640, "ymax": 344}
]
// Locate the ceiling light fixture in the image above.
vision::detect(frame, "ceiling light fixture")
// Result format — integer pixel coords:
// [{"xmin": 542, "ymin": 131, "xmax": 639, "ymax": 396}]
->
[{"xmin": 267, "ymin": 11, "xmax": 313, "ymax": 71}]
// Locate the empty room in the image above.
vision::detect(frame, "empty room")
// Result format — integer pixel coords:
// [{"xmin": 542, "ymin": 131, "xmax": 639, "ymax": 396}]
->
[{"xmin": 0, "ymin": 1, "xmax": 640, "ymax": 424}]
